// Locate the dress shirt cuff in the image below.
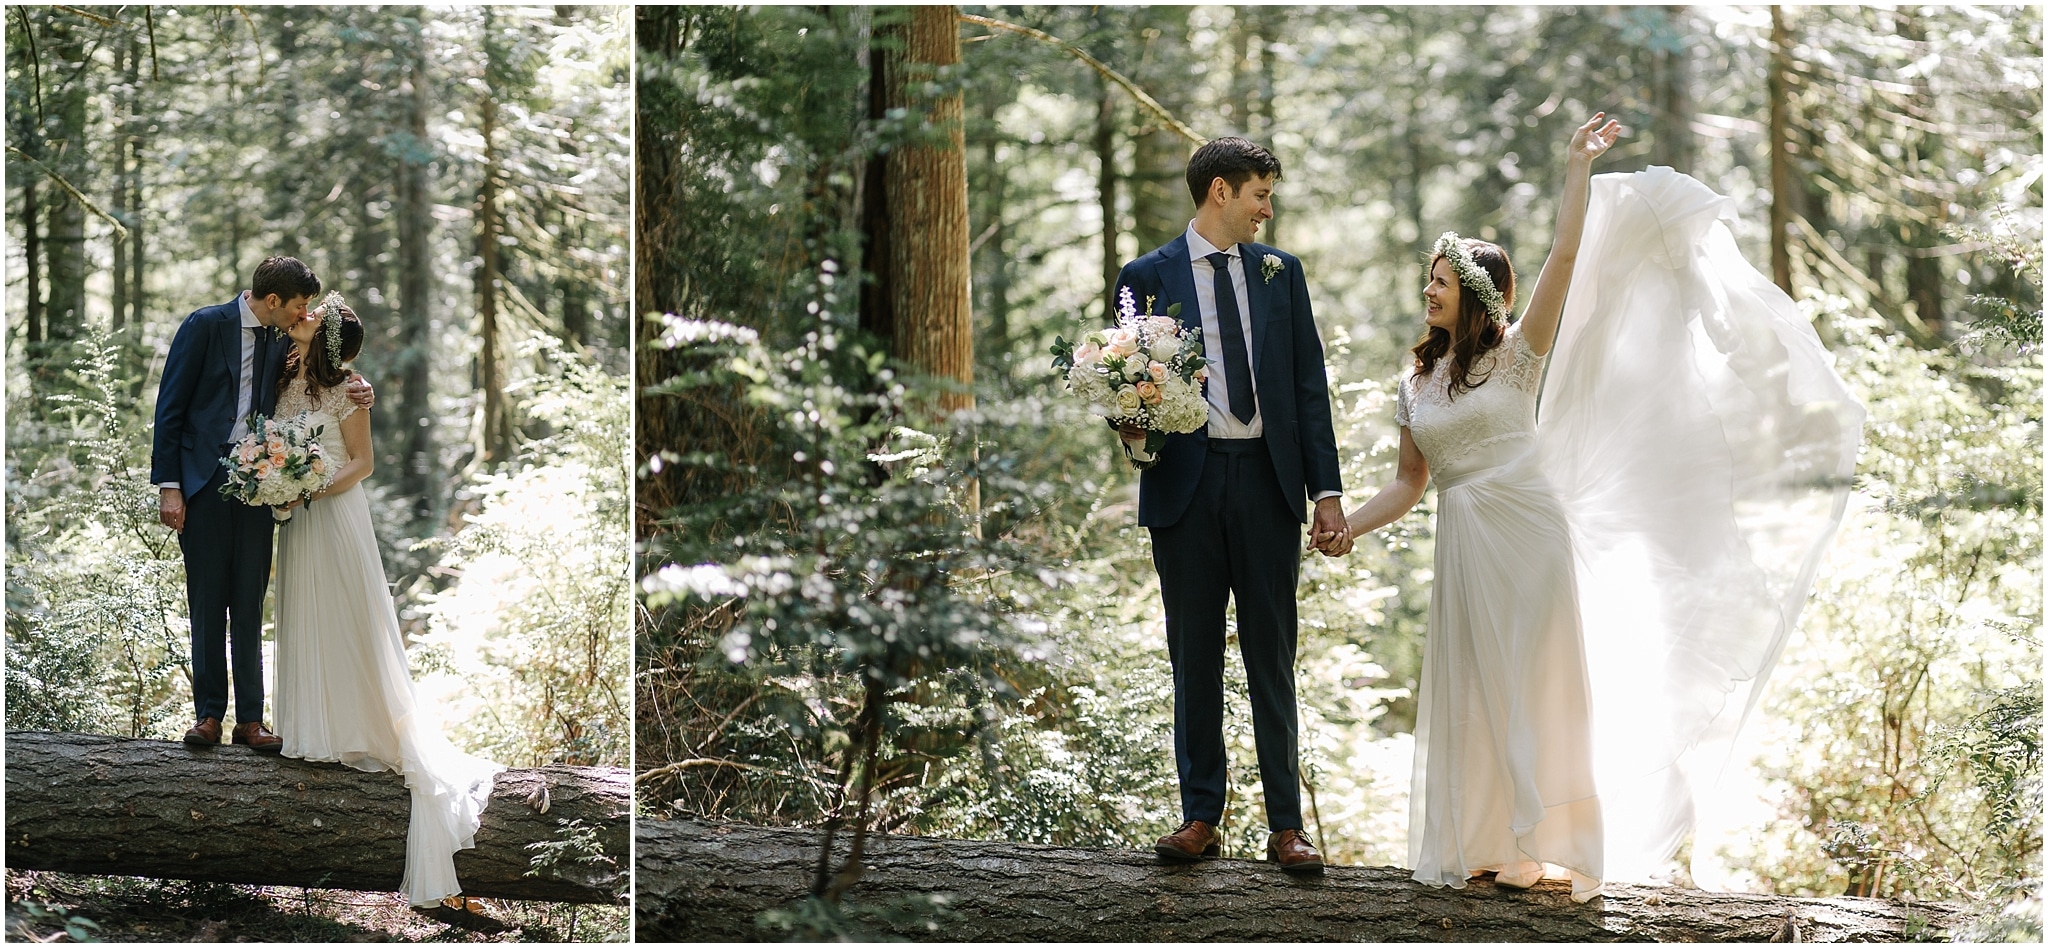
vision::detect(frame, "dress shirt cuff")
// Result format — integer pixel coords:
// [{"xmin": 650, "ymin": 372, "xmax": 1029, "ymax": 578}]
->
[
  {"xmin": 159, "ymin": 482, "xmax": 181, "ymax": 491},
  {"xmin": 1311, "ymin": 490, "xmax": 1341, "ymax": 504}
]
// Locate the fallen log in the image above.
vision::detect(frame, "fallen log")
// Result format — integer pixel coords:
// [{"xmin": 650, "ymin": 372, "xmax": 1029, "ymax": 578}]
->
[
  {"xmin": 4, "ymin": 731, "xmax": 627, "ymax": 904},
  {"xmin": 638, "ymin": 817, "xmax": 1964, "ymax": 941}
]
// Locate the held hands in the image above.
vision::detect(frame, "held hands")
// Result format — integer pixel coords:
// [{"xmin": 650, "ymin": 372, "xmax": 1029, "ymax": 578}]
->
[
  {"xmin": 1309, "ymin": 497, "xmax": 1352, "ymax": 557},
  {"xmin": 1568, "ymin": 112, "xmax": 1625, "ymax": 165}
]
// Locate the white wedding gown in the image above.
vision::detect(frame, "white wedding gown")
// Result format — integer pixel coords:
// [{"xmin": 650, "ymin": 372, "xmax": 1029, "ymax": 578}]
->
[
  {"xmin": 271, "ymin": 380, "xmax": 505, "ymax": 907},
  {"xmin": 1398, "ymin": 167, "xmax": 1865, "ymax": 901}
]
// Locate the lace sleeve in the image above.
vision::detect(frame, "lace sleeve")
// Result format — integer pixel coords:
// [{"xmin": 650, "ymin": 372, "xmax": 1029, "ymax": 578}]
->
[
  {"xmin": 320, "ymin": 380, "xmax": 360, "ymax": 422},
  {"xmin": 1501, "ymin": 323, "xmax": 1547, "ymax": 394},
  {"xmin": 1394, "ymin": 369, "xmax": 1413, "ymax": 428}
]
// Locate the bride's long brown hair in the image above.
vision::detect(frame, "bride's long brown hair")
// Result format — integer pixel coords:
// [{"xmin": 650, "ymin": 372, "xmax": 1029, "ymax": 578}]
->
[
  {"xmin": 279, "ymin": 307, "xmax": 365, "ymax": 398},
  {"xmin": 1412, "ymin": 237, "xmax": 1515, "ymax": 398}
]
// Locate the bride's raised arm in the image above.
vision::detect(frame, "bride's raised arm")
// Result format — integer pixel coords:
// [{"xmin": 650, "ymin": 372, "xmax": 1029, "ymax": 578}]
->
[{"xmin": 1516, "ymin": 113, "xmax": 1623, "ymax": 357}]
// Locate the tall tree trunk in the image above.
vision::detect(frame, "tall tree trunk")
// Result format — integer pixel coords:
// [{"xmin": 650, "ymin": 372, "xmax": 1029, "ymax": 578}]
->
[
  {"xmin": 1227, "ymin": 7, "xmax": 1253, "ymax": 135},
  {"xmin": 273, "ymin": 13, "xmax": 305, "ymax": 259},
  {"xmin": 23, "ymin": 175, "xmax": 43, "ymax": 345},
  {"xmin": 124, "ymin": 22, "xmax": 147, "ymax": 398},
  {"xmin": 1650, "ymin": 7, "xmax": 1695, "ymax": 174},
  {"xmin": 1129, "ymin": 6, "xmax": 1192, "ymax": 253},
  {"xmin": 1252, "ymin": 8, "xmax": 1279, "ymax": 247},
  {"xmin": 127, "ymin": 61, "xmax": 145, "ymax": 340},
  {"xmin": 1895, "ymin": 9, "xmax": 1946, "ymax": 339},
  {"xmin": 554, "ymin": 6, "xmax": 594, "ymax": 350},
  {"xmin": 873, "ymin": 5, "xmax": 974, "ymax": 416},
  {"xmin": 1766, "ymin": 5, "xmax": 1794, "ymax": 294},
  {"xmin": 43, "ymin": 16, "xmax": 88, "ymax": 343},
  {"xmin": 633, "ymin": 5, "xmax": 692, "ymax": 524},
  {"xmin": 858, "ymin": 23, "xmax": 895, "ymax": 346},
  {"xmin": 478, "ymin": 8, "xmax": 513, "ymax": 465},
  {"xmin": 975, "ymin": 91, "xmax": 1012, "ymax": 357},
  {"xmin": 397, "ymin": 9, "xmax": 437, "ymax": 523},
  {"xmin": 1096, "ymin": 71, "xmax": 1119, "ymax": 323},
  {"xmin": 110, "ymin": 38, "xmax": 129, "ymax": 336}
]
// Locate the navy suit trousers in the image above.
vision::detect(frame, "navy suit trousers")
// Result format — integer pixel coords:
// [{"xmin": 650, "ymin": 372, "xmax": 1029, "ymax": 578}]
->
[
  {"xmin": 178, "ymin": 463, "xmax": 275, "ymax": 724},
  {"xmin": 1149, "ymin": 437, "xmax": 1304, "ymax": 831}
]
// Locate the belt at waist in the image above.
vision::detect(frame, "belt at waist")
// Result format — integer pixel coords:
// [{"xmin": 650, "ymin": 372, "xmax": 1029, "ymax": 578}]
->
[{"xmin": 1207, "ymin": 437, "xmax": 1264, "ymax": 455}]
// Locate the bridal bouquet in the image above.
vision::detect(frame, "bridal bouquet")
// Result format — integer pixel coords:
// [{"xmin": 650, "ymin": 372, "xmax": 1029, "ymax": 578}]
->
[
  {"xmin": 1051, "ymin": 287, "xmax": 1211, "ymax": 469},
  {"xmin": 218, "ymin": 414, "xmax": 334, "ymax": 521}
]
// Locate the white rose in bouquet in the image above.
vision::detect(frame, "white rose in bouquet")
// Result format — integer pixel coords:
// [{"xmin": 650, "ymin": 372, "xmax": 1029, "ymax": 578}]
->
[{"xmin": 1115, "ymin": 386, "xmax": 1143, "ymax": 414}]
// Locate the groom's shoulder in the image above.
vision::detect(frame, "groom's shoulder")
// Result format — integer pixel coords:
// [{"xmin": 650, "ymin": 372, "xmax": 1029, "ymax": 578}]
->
[
  {"xmin": 1246, "ymin": 242, "xmax": 1300, "ymax": 265},
  {"xmin": 1122, "ymin": 236, "xmax": 1186, "ymax": 276},
  {"xmin": 176, "ymin": 298, "xmax": 241, "ymax": 328}
]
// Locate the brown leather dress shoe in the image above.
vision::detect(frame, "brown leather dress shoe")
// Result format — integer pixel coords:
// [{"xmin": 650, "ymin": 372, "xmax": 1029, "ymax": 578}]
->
[
  {"xmin": 184, "ymin": 717, "xmax": 223, "ymax": 747},
  {"xmin": 231, "ymin": 721, "xmax": 284, "ymax": 754},
  {"xmin": 1155, "ymin": 819, "xmax": 1223, "ymax": 862},
  {"xmin": 1267, "ymin": 828, "xmax": 1325, "ymax": 874}
]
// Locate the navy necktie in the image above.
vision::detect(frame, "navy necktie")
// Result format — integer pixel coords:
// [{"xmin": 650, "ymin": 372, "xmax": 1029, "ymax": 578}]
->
[{"xmin": 1206, "ymin": 251, "xmax": 1256, "ymax": 424}]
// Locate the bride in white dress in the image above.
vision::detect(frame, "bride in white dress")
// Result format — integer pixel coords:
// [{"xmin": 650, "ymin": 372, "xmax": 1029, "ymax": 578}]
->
[
  {"xmin": 270, "ymin": 301, "xmax": 506, "ymax": 907},
  {"xmin": 1328, "ymin": 114, "xmax": 1864, "ymax": 901}
]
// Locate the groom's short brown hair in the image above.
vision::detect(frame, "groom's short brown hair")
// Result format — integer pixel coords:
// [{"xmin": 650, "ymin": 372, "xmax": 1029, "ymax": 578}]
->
[
  {"xmin": 1186, "ymin": 137, "xmax": 1283, "ymax": 207},
  {"xmin": 252, "ymin": 255, "xmax": 321, "ymax": 302}
]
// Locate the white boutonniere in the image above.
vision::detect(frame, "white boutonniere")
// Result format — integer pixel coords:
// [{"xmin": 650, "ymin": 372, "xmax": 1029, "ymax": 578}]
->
[{"xmin": 1261, "ymin": 253, "xmax": 1284, "ymax": 285}]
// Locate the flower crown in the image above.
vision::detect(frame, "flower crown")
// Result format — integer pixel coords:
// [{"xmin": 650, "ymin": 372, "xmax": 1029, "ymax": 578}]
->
[
  {"xmin": 316, "ymin": 290, "xmax": 346, "ymax": 366},
  {"xmin": 1432, "ymin": 232, "xmax": 1509, "ymax": 326}
]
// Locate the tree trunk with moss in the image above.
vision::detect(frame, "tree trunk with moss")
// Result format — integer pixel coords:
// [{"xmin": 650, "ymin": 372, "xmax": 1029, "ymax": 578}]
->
[
  {"xmin": 637, "ymin": 817, "xmax": 1964, "ymax": 942},
  {"xmin": 4, "ymin": 732, "xmax": 628, "ymax": 904},
  {"xmin": 868, "ymin": 4, "xmax": 975, "ymax": 416}
]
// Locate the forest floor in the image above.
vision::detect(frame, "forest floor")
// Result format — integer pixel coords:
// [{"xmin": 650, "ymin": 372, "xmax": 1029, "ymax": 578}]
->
[{"xmin": 4, "ymin": 870, "xmax": 628, "ymax": 943}]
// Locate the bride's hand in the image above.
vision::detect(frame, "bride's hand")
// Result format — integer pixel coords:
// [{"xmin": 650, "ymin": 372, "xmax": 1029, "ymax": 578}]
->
[
  {"xmin": 280, "ymin": 498, "xmax": 304, "ymax": 511},
  {"xmin": 1567, "ymin": 112, "xmax": 1624, "ymax": 165}
]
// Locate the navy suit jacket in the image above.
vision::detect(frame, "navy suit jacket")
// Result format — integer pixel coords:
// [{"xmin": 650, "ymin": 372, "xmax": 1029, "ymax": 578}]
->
[
  {"xmin": 1114, "ymin": 235, "xmax": 1343, "ymax": 529},
  {"xmin": 151, "ymin": 298, "xmax": 289, "ymax": 495}
]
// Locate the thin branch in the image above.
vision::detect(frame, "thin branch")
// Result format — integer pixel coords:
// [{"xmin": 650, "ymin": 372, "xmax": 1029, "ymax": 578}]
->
[
  {"xmin": 144, "ymin": 6, "xmax": 160, "ymax": 81},
  {"xmin": 234, "ymin": 5, "xmax": 264, "ymax": 86},
  {"xmin": 960, "ymin": 12, "xmax": 1205, "ymax": 147},
  {"xmin": 52, "ymin": 5, "xmax": 119, "ymax": 28},
  {"xmin": 7, "ymin": 145, "xmax": 128, "ymax": 241},
  {"xmin": 16, "ymin": 8, "xmax": 45, "ymax": 125}
]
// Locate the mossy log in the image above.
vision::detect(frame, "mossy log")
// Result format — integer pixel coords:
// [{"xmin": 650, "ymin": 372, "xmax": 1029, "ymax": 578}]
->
[
  {"xmin": 638, "ymin": 817, "xmax": 1961, "ymax": 942},
  {"xmin": 5, "ymin": 731, "xmax": 627, "ymax": 904}
]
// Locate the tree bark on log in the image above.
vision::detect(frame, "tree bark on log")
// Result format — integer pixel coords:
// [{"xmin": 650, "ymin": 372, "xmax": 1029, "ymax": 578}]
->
[
  {"xmin": 637, "ymin": 818, "xmax": 1964, "ymax": 942},
  {"xmin": 4, "ymin": 732, "xmax": 627, "ymax": 905}
]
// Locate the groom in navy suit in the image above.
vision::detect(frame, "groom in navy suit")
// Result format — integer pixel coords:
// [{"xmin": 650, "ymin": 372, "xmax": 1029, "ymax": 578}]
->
[
  {"xmin": 1112, "ymin": 138, "xmax": 1347, "ymax": 873},
  {"xmin": 151, "ymin": 256, "xmax": 368, "ymax": 752}
]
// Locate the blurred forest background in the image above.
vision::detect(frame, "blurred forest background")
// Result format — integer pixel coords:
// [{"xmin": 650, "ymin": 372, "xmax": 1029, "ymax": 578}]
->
[
  {"xmin": 637, "ymin": 2, "xmax": 2039, "ymax": 938},
  {"xmin": 6, "ymin": 5, "xmax": 630, "ymax": 940}
]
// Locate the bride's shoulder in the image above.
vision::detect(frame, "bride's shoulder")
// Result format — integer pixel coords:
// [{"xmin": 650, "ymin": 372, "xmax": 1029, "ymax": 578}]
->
[{"xmin": 320, "ymin": 376, "xmax": 365, "ymax": 415}]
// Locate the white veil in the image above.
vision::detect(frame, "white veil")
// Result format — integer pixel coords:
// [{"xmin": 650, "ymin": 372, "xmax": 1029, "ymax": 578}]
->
[{"xmin": 1535, "ymin": 167, "xmax": 1866, "ymax": 880}]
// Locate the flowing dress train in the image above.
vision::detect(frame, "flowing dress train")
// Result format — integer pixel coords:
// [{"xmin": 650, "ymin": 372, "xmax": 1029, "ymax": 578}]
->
[
  {"xmin": 1399, "ymin": 167, "xmax": 1864, "ymax": 901},
  {"xmin": 271, "ymin": 381, "xmax": 505, "ymax": 907}
]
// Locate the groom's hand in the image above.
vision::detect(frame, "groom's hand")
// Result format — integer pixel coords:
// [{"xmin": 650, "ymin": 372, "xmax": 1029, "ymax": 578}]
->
[
  {"xmin": 345, "ymin": 372, "xmax": 375, "ymax": 409},
  {"xmin": 1309, "ymin": 497, "xmax": 1350, "ymax": 556},
  {"xmin": 159, "ymin": 487, "xmax": 186, "ymax": 533}
]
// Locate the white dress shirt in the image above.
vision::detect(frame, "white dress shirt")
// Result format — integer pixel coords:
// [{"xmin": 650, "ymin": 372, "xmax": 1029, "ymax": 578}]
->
[
  {"xmin": 1185, "ymin": 221, "xmax": 1340, "ymax": 504},
  {"xmin": 230, "ymin": 291, "xmax": 264, "ymax": 444},
  {"xmin": 1185, "ymin": 222, "xmax": 1261, "ymax": 439}
]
